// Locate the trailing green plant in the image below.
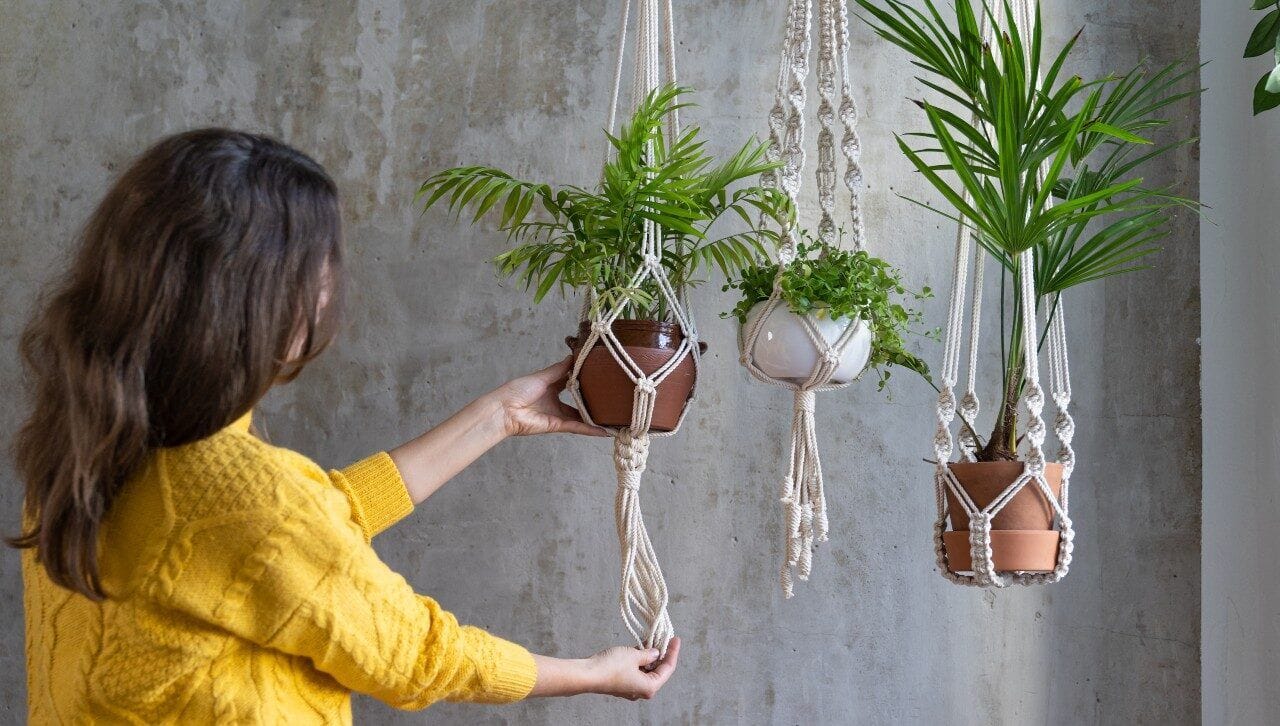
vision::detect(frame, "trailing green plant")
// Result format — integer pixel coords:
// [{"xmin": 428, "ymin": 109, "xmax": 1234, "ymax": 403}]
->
[
  {"xmin": 725, "ymin": 231, "xmax": 934, "ymax": 391},
  {"xmin": 1246, "ymin": 0, "xmax": 1280, "ymax": 114},
  {"xmin": 857, "ymin": 0, "xmax": 1201, "ymax": 460},
  {"xmin": 417, "ymin": 85, "xmax": 793, "ymax": 322}
]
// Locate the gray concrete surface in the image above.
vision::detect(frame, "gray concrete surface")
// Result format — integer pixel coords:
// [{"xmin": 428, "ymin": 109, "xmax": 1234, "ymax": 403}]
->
[
  {"xmin": 0, "ymin": 1, "xmax": 1200, "ymax": 723},
  {"xmin": 1200, "ymin": 3, "xmax": 1280, "ymax": 723}
]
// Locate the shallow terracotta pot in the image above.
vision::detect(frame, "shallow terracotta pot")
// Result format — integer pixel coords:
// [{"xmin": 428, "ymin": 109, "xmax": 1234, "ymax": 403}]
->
[
  {"xmin": 942, "ymin": 461, "xmax": 1064, "ymax": 574},
  {"xmin": 566, "ymin": 319, "xmax": 705, "ymax": 432},
  {"xmin": 941, "ymin": 530, "xmax": 1062, "ymax": 573}
]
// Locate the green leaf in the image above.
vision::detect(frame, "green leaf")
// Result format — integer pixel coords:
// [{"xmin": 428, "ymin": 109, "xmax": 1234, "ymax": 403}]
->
[
  {"xmin": 1255, "ymin": 70, "xmax": 1280, "ymax": 113},
  {"xmin": 1245, "ymin": 9, "xmax": 1280, "ymax": 57},
  {"xmin": 1083, "ymin": 121, "xmax": 1153, "ymax": 145},
  {"xmin": 1269, "ymin": 63, "xmax": 1280, "ymax": 93}
]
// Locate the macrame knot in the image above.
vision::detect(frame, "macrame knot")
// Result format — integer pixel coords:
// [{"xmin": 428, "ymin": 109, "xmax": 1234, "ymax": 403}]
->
[
  {"xmin": 614, "ymin": 433, "xmax": 650, "ymax": 472},
  {"xmin": 819, "ymin": 347, "xmax": 841, "ymax": 369},
  {"xmin": 795, "ymin": 390, "xmax": 816, "ymax": 415},
  {"xmin": 634, "ymin": 379, "xmax": 657, "ymax": 396},
  {"xmin": 937, "ymin": 387, "xmax": 956, "ymax": 419},
  {"xmin": 1023, "ymin": 382, "xmax": 1045, "ymax": 413},
  {"xmin": 1054, "ymin": 410, "xmax": 1075, "ymax": 440},
  {"xmin": 642, "ymin": 252, "xmax": 661, "ymax": 269},
  {"xmin": 619, "ymin": 473, "xmax": 642, "ymax": 492},
  {"xmin": 591, "ymin": 321, "xmax": 608, "ymax": 337}
]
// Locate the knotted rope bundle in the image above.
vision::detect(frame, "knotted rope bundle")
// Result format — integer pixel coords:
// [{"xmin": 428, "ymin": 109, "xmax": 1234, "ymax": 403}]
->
[
  {"xmin": 564, "ymin": 0, "xmax": 694, "ymax": 654},
  {"xmin": 931, "ymin": 0, "xmax": 1075, "ymax": 587},
  {"xmin": 739, "ymin": 0, "xmax": 871, "ymax": 598}
]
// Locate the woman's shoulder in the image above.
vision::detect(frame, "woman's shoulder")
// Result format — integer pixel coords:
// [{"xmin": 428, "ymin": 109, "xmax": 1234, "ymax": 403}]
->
[{"xmin": 158, "ymin": 427, "xmax": 331, "ymax": 521}]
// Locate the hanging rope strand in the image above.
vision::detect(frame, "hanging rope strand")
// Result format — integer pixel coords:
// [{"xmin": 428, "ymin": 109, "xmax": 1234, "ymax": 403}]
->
[
  {"xmin": 569, "ymin": 0, "xmax": 701, "ymax": 655},
  {"xmin": 741, "ymin": 0, "xmax": 878, "ymax": 597}
]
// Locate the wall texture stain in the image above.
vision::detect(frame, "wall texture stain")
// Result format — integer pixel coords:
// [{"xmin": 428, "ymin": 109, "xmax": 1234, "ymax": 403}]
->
[{"xmin": 0, "ymin": 1, "xmax": 1199, "ymax": 724}]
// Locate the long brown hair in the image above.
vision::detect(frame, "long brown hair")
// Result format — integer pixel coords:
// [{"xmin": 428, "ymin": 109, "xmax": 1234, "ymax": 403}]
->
[{"xmin": 8, "ymin": 128, "xmax": 345, "ymax": 599}]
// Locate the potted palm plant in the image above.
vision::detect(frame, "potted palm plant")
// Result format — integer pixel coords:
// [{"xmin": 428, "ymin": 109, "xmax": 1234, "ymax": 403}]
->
[
  {"xmin": 726, "ymin": 230, "xmax": 932, "ymax": 390},
  {"xmin": 858, "ymin": 0, "xmax": 1200, "ymax": 572},
  {"xmin": 419, "ymin": 85, "xmax": 792, "ymax": 430}
]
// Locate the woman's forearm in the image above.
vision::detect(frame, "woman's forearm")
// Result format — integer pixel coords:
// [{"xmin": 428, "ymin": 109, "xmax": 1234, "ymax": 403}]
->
[
  {"xmin": 385, "ymin": 360, "xmax": 601, "ymax": 506},
  {"xmin": 388, "ymin": 393, "xmax": 508, "ymax": 505},
  {"xmin": 528, "ymin": 639, "xmax": 681, "ymax": 700},
  {"xmin": 528, "ymin": 655, "xmax": 592, "ymax": 697}
]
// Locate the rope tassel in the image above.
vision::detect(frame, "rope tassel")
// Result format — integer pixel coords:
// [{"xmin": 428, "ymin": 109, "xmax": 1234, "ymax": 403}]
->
[
  {"xmin": 612, "ymin": 432, "xmax": 673, "ymax": 653},
  {"xmin": 778, "ymin": 389, "xmax": 828, "ymax": 597}
]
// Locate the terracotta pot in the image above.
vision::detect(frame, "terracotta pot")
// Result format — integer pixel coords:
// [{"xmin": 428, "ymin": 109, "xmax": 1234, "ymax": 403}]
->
[
  {"xmin": 739, "ymin": 301, "xmax": 872, "ymax": 385},
  {"xmin": 565, "ymin": 319, "xmax": 705, "ymax": 432},
  {"xmin": 942, "ymin": 461, "xmax": 1064, "ymax": 574}
]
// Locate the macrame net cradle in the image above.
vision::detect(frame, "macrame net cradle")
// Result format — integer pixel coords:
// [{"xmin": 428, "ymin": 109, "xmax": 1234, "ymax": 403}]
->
[
  {"xmin": 932, "ymin": 0, "xmax": 1076, "ymax": 588},
  {"xmin": 738, "ymin": 0, "xmax": 872, "ymax": 598},
  {"xmin": 563, "ymin": 0, "xmax": 695, "ymax": 654}
]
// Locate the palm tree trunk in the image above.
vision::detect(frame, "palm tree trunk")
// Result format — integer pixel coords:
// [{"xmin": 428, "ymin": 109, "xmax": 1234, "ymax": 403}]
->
[{"xmin": 977, "ymin": 359, "xmax": 1022, "ymax": 461}]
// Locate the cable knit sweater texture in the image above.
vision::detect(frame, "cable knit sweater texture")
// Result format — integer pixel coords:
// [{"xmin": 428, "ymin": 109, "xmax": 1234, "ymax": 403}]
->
[{"xmin": 21, "ymin": 413, "xmax": 538, "ymax": 723}]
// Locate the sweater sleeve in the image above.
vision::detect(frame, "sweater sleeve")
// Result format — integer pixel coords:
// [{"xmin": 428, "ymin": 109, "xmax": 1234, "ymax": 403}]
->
[
  {"xmin": 157, "ymin": 466, "xmax": 537, "ymax": 709},
  {"xmin": 328, "ymin": 452, "xmax": 415, "ymax": 540}
]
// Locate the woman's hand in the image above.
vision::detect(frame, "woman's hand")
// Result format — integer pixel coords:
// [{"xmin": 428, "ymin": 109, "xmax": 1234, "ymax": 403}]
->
[
  {"xmin": 529, "ymin": 638, "xmax": 682, "ymax": 700},
  {"xmin": 492, "ymin": 358, "xmax": 605, "ymax": 438}
]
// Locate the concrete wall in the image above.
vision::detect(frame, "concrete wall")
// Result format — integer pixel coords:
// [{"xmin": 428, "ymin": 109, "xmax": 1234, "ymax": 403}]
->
[
  {"xmin": 1200, "ymin": 3, "xmax": 1280, "ymax": 724},
  {"xmin": 0, "ymin": 2, "xmax": 1200, "ymax": 723}
]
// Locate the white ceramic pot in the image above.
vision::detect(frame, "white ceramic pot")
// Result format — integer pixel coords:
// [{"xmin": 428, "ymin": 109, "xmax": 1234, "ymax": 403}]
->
[{"xmin": 740, "ymin": 301, "xmax": 872, "ymax": 385}]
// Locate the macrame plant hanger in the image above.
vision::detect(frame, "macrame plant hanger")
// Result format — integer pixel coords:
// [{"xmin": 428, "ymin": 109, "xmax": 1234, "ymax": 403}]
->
[
  {"xmin": 564, "ymin": 0, "xmax": 692, "ymax": 654},
  {"xmin": 739, "ymin": 0, "xmax": 869, "ymax": 598},
  {"xmin": 932, "ymin": 0, "xmax": 1076, "ymax": 587}
]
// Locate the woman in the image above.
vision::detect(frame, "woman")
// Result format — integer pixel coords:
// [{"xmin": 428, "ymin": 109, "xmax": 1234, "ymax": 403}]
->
[{"xmin": 10, "ymin": 128, "xmax": 679, "ymax": 723}]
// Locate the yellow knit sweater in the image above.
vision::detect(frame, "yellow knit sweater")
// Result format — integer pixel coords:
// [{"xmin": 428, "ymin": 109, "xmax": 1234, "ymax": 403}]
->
[{"xmin": 21, "ymin": 413, "xmax": 538, "ymax": 723}]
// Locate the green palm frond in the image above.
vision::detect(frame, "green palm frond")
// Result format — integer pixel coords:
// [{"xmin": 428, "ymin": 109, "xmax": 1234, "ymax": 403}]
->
[{"xmin": 418, "ymin": 85, "xmax": 794, "ymax": 320}]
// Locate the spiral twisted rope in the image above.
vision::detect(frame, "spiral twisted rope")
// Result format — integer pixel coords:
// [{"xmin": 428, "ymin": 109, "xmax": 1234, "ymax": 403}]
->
[{"xmin": 570, "ymin": 0, "xmax": 691, "ymax": 654}]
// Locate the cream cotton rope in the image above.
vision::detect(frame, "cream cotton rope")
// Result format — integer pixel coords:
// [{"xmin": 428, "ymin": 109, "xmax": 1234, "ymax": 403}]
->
[
  {"xmin": 739, "ymin": 0, "xmax": 871, "ymax": 598},
  {"xmin": 566, "ymin": 0, "xmax": 692, "ymax": 654},
  {"xmin": 931, "ymin": 0, "xmax": 1075, "ymax": 588}
]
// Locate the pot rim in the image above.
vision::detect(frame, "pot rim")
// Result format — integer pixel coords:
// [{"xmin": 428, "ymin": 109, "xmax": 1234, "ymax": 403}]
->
[
  {"xmin": 576, "ymin": 317, "xmax": 687, "ymax": 335},
  {"xmin": 948, "ymin": 460, "xmax": 1065, "ymax": 475},
  {"xmin": 743, "ymin": 299, "xmax": 867, "ymax": 324}
]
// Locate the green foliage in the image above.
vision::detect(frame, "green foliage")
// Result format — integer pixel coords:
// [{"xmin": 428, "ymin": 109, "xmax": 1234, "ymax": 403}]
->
[
  {"xmin": 724, "ymin": 231, "xmax": 935, "ymax": 392},
  {"xmin": 1248, "ymin": 1, "xmax": 1280, "ymax": 114},
  {"xmin": 417, "ymin": 85, "xmax": 794, "ymax": 321},
  {"xmin": 857, "ymin": 0, "xmax": 1201, "ymax": 457}
]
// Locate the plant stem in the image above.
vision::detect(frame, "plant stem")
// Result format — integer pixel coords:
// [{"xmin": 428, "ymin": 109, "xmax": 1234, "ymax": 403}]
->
[{"xmin": 977, "ymin": 355, "xmax": 1023, "ymax": 461}]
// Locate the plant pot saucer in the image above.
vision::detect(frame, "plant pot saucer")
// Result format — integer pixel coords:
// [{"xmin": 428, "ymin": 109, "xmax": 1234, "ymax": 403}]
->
[{"xmin": 942, "ymin": 530, "xmax": 1061, "ymax": 573}]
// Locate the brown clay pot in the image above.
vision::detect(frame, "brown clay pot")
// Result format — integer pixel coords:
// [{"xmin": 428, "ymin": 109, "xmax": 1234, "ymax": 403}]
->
[
  {"xmin": 565, "ymin": 319, "xmax": 706, "ymax": 432},
  {"xmin": 942, "ymin": 461, "xmax": 1064, "ymax": 574}
]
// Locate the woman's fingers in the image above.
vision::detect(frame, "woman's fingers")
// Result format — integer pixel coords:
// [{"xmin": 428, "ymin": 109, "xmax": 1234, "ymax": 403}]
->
[
  {"xmin": 618, "ymin": 638, "xmax": 680, "ymax": 700},
  {"xmin": 645, "ymin": 637, "xmax": 680, "ymax": 683},
  {"xmin": 555, "ymin": 402, "xmax": 607, "ymax": 436},
  {"xmin": 532, "ymin": 357, "xmax": 574, "ymax": 387}
]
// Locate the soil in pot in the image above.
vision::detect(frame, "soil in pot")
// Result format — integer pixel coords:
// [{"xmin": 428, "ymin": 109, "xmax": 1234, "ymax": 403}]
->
[
  {"xmin": 566, "ymin": 319, "xmax": 705, "ymax": 432},
  {"xmin": 942, "ymin": 461, "xmax": 1064, "ymax": 574}
]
